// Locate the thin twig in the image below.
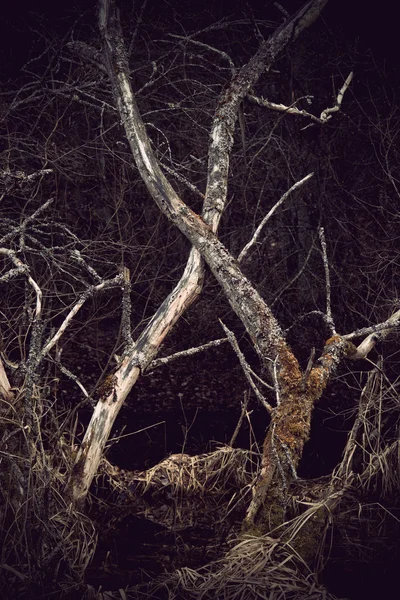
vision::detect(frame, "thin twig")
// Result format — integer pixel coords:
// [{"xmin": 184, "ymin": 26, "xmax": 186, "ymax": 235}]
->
[
  {"xmin": 148, "ymin": 338, "xmax": 229, "ymax": 371},
  {"xmin": 220, "ymin": 320, "xmax": 273, "ymax": 413},
  {"xmin": 40, "ymin": 274, "xmax": 124, "ymax": 360},
  {"xmin": 55, "ymin": 349, "xmax": 89, "ymax": 399},
  {"xmin": 248, "ymin": 71, "xmax": 353, "ymax": 128},
  {"xmin": 319, "ymin": 226, "xmax": 335, "ymax": 334},
  {"xmin": 168, "ymin": 34, "xmax": 236, "ymax": 76},
  {"xmin": 272, "ymin": 241, "xmax": 315, "ymax": 307},
  {"xmin": 238, "ymin": 173, "xmax": 314, "ymax": 263},
  {"xmin": 0, "ymin": 248, "xmax": 42, "ymax": 320},
  {"xmin": 229, "ymin": 391, "xmax": 250, "ymax": 447},
  {"xmin": 343, "ymin": 308, "xmax": 400, "ymax": 341},
  {"xmin": 273, "ymin": 357, "xmax": 280, "ymax": 406}
]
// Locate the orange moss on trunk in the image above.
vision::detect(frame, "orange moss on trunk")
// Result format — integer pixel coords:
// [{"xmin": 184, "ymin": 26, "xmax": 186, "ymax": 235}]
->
[{"xmin": 245, "ymin": 335, "xmax": 351, "ymax": 531}]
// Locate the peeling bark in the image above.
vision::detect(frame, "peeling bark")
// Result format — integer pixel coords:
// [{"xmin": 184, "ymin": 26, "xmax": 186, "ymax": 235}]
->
[
  {"xmin": 94, "ymin": 0, "xmax": 332, "ymax": 524},
  {"xmin": 244, "ymin": 335, "xmax": 350, "ymax": 528},
  {"xmin": 69, "ymin": 0, "xmax": 398, "ymax": 546},
  {"xmin": 96, "ymin": 0, "xmax": 329, "ymax": 370}
]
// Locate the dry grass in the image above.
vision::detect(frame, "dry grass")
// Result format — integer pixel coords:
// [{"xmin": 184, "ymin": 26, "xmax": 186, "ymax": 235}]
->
[
  {"xmin": 95, "ymin": 362, "xmax": 400, "ymax": 600},
  {"xmin": 128, "ymin": 533, "xmax": 345, "ymax": 600},
  {"xmin": 2, "ymin": 362, "xmax": 400, "ymax": 599},
  {"xmin": 0, "ymin": 388, "xmax": 98, "ymax": 598},
  {"xmin": 102, "ymin": 444, "xmax": 258, "ymax": 496}
]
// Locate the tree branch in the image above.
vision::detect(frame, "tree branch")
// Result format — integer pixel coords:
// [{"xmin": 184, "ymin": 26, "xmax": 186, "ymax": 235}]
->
[
  {"xmin": 238, "ymin": 173, "xmax": 314, "ymax": 263},
  {"xmin": 68, "ymin": 0, "xmax": 329, "ymax": 508}
]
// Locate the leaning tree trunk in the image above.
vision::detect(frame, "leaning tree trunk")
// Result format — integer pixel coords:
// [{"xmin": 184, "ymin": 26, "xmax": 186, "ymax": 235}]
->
[
  {"xmin": 68, "ymin": 0, "xmax": 330, "ymax": 508},
  {"xmin": 69, "ymin": 0, "xmax": 400, "ymax": 546},
  {"xmin": 87, "ymin": 0, "xmax": 338, "ymax": 526}
]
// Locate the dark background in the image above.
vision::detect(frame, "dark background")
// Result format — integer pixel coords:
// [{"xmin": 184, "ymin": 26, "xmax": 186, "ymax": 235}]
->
[
  {"xmin": 1, "ymin": 0, "xmax": 398, "ymax": 74},
  {"xmin": 1, "ymin": 2, "xmax": 399, "ymax": 598}
]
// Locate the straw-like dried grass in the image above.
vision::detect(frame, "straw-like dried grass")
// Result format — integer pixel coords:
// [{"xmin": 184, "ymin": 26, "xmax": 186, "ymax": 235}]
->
[
  {"xmin": 2, "ymin": 361, "xmax": 399, "ymax": 599},
  {"xmin": 0, "ymin": 388, "xmax": 98, "ymax": 598}
]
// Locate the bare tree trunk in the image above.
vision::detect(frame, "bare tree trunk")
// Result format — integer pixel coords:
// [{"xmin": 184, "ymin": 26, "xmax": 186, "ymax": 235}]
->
[
  {"xmin": 77, "ymin": 0, "xmax": 333, "ymax": 522},
  {"xmin": 67, "ymin": 222, "xmax": 210, "ymax": 507},
  {"xmin": 69, "ymin": 0, "xmax": 400, "ymax": 536}
]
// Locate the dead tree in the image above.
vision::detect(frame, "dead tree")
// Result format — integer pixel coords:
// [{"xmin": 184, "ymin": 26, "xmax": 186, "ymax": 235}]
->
[{"xmin": 64, "ymin": 0, "xmax": 400, "ymax": 536}]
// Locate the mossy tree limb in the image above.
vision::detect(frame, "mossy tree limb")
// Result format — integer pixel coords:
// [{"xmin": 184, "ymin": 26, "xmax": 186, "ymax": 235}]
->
[
  {"xmin": 95, "ymin": 0, "xmax": 400, "ymax": 550},
  {"xmin": 244, "ymin": 335, "xmax": 354, "ymax": 529}
]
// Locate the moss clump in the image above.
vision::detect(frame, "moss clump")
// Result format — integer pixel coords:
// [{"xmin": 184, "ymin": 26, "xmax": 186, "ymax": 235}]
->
[{"xmin": 286, "ymin": 506, "xmax": 328, "ymax": 566}]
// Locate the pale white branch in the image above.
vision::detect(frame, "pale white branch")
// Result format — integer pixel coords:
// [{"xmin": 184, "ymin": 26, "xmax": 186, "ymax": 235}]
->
[
  {"xmin": 238, "ymin": 173, "xmax": 314, "ymax": 263},
  {"xmin": 220, "ymin": 320, "xmax": 273, "ymax": 413},
  {"xmin": 148, "ymin": 337, "xmax": 228, "ymax": 371},
  {"xmin": 40, "ymin": 274, "xmax": 123, "ymax": 360},
  {"xmin": 0, "ymin": 356, "xmax": 13, "ymax": 402},
  {"xmin": 55, "ymin": 350, "xmax": 89, "ymax": 398},
  {"xmin": 320, "ymin": 71, "xmax": 354, "ymax": 121},
  {"xmin": 344, "ymin": 309, "xmax": 400, "ymax": 343},
  {"xmin": 248, "ymin": 71, "xmax": 353, "ymax": 127},
  {"xmin": 0, "ymin": 248, "xmax": 42, "ymax": 320},
  {"xmin": 319, "ymin": 226, "xmax": 336, "ymax": 334}
]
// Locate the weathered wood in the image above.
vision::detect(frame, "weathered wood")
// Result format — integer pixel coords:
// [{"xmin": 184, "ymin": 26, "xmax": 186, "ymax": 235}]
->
[
  {"xmin": 93, "ymin": 0, "xmax": 331, "ymax": 525},
  {"xmin": 70, "ymin": 0, "xmax": 399, "ymax": 545}
]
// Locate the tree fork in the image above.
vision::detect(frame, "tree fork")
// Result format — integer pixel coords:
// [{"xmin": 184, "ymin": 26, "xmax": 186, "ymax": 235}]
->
[{"xmin": 96, "ymin": 0, "xmax": 353, "ymax": 533}]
